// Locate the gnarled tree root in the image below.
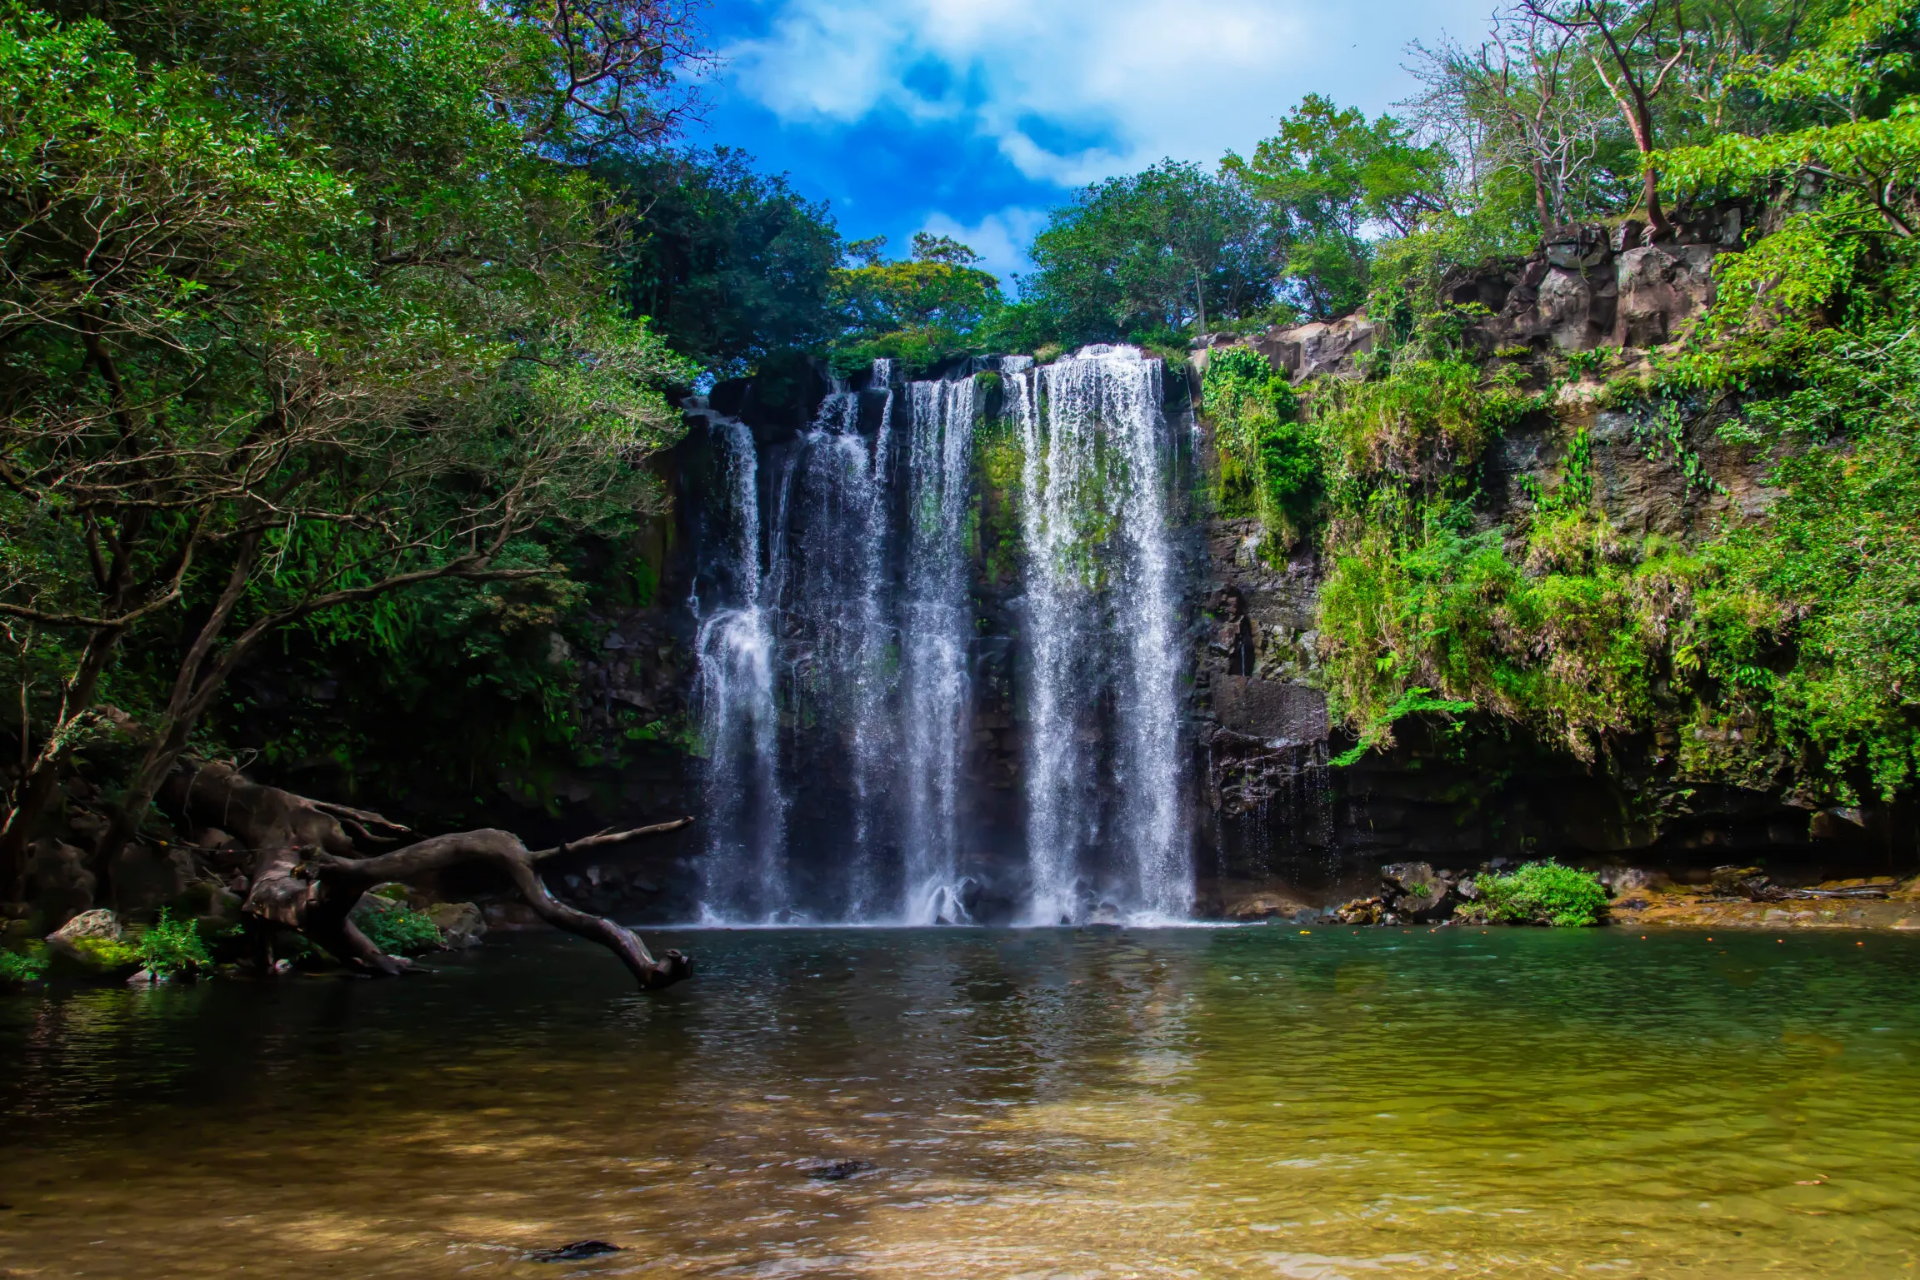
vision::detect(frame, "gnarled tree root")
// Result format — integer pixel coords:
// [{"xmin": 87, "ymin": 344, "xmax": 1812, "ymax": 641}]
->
[{"xmin": 165, "ymin": 761, "xmax": 692, "ymax": 989}]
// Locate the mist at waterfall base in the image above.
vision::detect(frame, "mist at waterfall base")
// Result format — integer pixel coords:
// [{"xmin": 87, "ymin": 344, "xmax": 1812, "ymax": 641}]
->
[{"xmin": 687, "ymin": 346, "xmax": 1193, "ymax": 927}]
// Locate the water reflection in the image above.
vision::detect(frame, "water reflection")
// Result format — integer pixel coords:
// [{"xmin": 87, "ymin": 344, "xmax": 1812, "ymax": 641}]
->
[{"xmin": 2, "ymin": 927, "xmax": 1918, "ymax": 1276}]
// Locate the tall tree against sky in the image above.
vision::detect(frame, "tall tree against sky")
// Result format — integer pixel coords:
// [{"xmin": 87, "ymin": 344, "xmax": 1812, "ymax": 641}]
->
[
  {"xmin": 1021, "ymin": 160, "xmax": 1277, "ymax": 343},
  {"xmin": 1408, "ymin": 13, "xmax": 1617, "ymax": 231},
  {"xmin": 1225, "ymin": 96, "xmax": 1450, "ymax": 319}
]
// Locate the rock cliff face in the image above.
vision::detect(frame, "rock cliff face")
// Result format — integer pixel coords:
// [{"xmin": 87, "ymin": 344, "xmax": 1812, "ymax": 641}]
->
[
  {"xmin": 1200, "ymin": 211, "xmax": 1735, "ymax": 384},
  {"xmin": 1188, "ymin": 217, "xmax": 1911, "ymax": 918}
]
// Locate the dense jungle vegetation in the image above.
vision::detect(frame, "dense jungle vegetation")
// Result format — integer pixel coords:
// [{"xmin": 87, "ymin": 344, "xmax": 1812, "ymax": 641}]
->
[{"xmin": 4, "ymin": 0, "xmax": 1920, "ymax": 916}]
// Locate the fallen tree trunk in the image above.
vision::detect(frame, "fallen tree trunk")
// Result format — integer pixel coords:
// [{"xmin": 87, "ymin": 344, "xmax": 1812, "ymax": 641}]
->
[{"xmin": 163, "ymin": 761, "xmax": 692, "ymax": 990}]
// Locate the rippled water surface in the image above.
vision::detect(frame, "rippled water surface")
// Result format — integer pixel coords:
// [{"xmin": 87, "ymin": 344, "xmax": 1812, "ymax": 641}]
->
[{"xmin": 4, "ymin": 926, "xmax": 1920, "ymax": 1277}]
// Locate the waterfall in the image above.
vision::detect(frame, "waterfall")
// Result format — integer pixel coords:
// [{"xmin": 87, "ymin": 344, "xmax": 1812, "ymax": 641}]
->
[
  {"xmin": 900, "ymin": 374, "xmax": 977, "ymax": 923},
  {"xmin": 778, "ymin": 368, "xmax": 898, "ymax": 918},
  {"xmin": 688, "ymin": 350, "xmax": 1189, "ymax": 926},
  {"xmin": 692, "ymin": 413, "xmax": 788, "ymax": 922},
  {"xmin": 1005, "ymin": 346, "xmax": 1191, "ymax": 923}
]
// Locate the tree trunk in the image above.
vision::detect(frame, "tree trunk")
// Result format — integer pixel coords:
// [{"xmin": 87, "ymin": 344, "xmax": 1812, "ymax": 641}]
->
[
  {"xmin": 1641, "ymin": 162, "xmax": 1667, "ymax": 239},
  {"xmin": 163, "ymin": 761, "xmax": 693, "ymax": 989},
  {"xmin": 93, "ymin": 534, "xmax": 263, "ymax": 895},
  {"xmin": 0, "ymin": 627, "xmax": 121, "ymax": 902}
]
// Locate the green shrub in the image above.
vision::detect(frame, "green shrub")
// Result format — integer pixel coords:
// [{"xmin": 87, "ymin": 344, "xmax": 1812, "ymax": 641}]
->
[
  {"xmin": 1470, "ymin": 861, "xmax": 1608, "ymax": 927},
  {"xmin": 0, "ymin": 944, "xmax": 49, "ymax": 985},
  {"xmin": 355, "ymin": 897, "xmax": 443, "ymax": 956},
  {"xmin": 137, "ymin": 909, "xmax": 214, "ymax": 976}
]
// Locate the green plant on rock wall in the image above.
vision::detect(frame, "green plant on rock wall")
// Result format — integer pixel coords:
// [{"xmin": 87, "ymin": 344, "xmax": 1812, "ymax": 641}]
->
[
  {"xmin": 1309, "ymin": 344, "xmax": 1724, "ymax": 771},
  {"xmin": 1311, "ymin": 359, "xmax": 1533, "ymax": 507},
  {"xmin": 1328, "ymin": 686, "xmax": 1476, "ymax": 767},
  {"xmin": 1202, "ymin": 346, "xmax": 1322, "ymax": 553},
  {"xmin": 970, "ymin": 415, "xmax": 1026, "ymax": 584},
  {"xmin": 1319, "ymin": 492, "xmax": 1714, "ymax": 765}
]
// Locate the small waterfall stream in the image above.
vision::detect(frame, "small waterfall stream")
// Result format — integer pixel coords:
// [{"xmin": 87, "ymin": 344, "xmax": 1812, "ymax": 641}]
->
[
  {"xmin": 690, "ymin": 348, "xmax": 1190, "ymax": 925},
  {"xmin": 691, "ymin": 411, "xmax": 787, "ymax": 921},
  {"xmin": 901, "ymin": 375, "xmax": 977, "ymax": 923}
]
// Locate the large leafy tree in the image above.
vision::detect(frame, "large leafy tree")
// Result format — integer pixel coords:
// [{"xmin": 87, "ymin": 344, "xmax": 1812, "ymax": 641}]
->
[
  {"xmin": 1225, "ymin": 97, "xmax": 1451, "ymax": 319},
  {"xmin": 602, "ymin": 146, "xmax": 843, "ymax": 377},
  {"xmin": 836, "ymin": 233, "xmax": 1005, "ymax": 335},
  {"xmin": 0, "ymin": 0, "xmax": 698, "ymax": 898},
  {"xmin": 1660, "ymin": 0, "xmax": 1920, "ymax": 234},
  {"xmin": 824, "ymin": 232, "xmax": 1005, "ymax": 372},
  {"xmin": 1020, "ymin": 160, "xmax": 1279, "ymax": 344}
]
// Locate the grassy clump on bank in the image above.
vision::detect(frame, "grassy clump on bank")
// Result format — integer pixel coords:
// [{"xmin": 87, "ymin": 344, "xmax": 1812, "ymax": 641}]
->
[
  {"xmin": 1466, "ymin": 861, "xmax": 1609, "ymax": 927},
  {"xmin": 138, "ymin": 910, "xmax": 215, "ymax": 977}
]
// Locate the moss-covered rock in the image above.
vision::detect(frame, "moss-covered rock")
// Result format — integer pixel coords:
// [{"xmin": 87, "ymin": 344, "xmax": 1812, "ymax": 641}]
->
[{"xmin": 46, "ymin": 910, "xmax": 142, "ymax": 976}]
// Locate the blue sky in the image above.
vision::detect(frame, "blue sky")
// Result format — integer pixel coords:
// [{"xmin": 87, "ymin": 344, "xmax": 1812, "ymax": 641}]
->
[{"xmin": 686, "ymin": 0, "xmax": 1501, "ymax": 284}]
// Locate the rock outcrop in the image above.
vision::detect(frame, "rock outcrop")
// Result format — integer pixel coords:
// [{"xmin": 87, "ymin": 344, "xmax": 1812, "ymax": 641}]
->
[
  {"xmin": 1217, "ymin": 214, "xmax": 1739, "ymax": 388},
  {"xmin": 1188, "ymin": 210, "xmax": 1914, "ymax": 909}
]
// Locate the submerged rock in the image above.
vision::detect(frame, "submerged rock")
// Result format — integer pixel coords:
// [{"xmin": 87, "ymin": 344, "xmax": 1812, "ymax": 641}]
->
[
  {"xmin": 804, "ymin": 1158, "xmax": 874, "ymax": 1181},
  {"xmin": 531, "ymin": 1241, "xmax": 623, "ymax": 1262},
  {"xmin": 1222, "ymin": 891, "xmax": 1315, "ymax": 922}
]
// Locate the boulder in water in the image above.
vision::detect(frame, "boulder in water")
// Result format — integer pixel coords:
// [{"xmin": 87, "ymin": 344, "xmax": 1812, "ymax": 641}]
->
[
  {"xmin": 427, "ymin": 902, "xmax": 486, "ymax": 949},
  {"xmin": 1382, "ymin": 862, "xmax": 1453, "ymax": 921},
  {"xmin": 1334, "ymin": 896, "xmax": 1386, "ymax": 926},
  {"xmin": 46, "ymin": 908, "xmax": 139, "ymax": 975}
]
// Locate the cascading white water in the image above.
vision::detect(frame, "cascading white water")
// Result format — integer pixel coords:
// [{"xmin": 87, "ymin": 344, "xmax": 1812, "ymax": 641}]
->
[
  {"xmin": 692, "ymin": 413, "xmax": 788, "ymax": 921},
  {"xmin": 900, "ymin": 375, "xmax": 977, "ymax": 923},
  {"xmin": 692, "ymin": 350, "xmax": 1188, "ymax": 926},
  {"xmin": 778, "ymin": 367, "xmax": 897, "ymax": 918},
  {"xmin": 1005, "ymin": 346, "xmax": 1191, "ymax": 923}
]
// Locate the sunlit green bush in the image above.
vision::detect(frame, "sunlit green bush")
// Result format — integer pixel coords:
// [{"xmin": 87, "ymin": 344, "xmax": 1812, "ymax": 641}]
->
[{"xmin": 1469, "ymin": 861, "xmax": 1609, "ymax": 927}]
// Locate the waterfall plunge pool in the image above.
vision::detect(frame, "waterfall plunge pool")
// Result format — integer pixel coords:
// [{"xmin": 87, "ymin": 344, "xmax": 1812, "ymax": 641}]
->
[{"xmin": 3, "ymin": 926, "xmax": 1918, "ymax": 1276}]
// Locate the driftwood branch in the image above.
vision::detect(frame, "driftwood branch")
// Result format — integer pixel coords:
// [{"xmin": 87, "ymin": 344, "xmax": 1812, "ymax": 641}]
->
[{"xmin": 162, "ymin": 761, "xmax": 693, "ymax": 989}]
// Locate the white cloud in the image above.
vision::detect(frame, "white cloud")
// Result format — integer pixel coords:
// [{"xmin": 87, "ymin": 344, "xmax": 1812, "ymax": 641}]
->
[
  {"xmin": 917, "ymin": 207, "xmax": 1051, "ymax": 283},
  {"xmin": 720, "ymin": 0, "xmax": 1492, "ymax": 189}
]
